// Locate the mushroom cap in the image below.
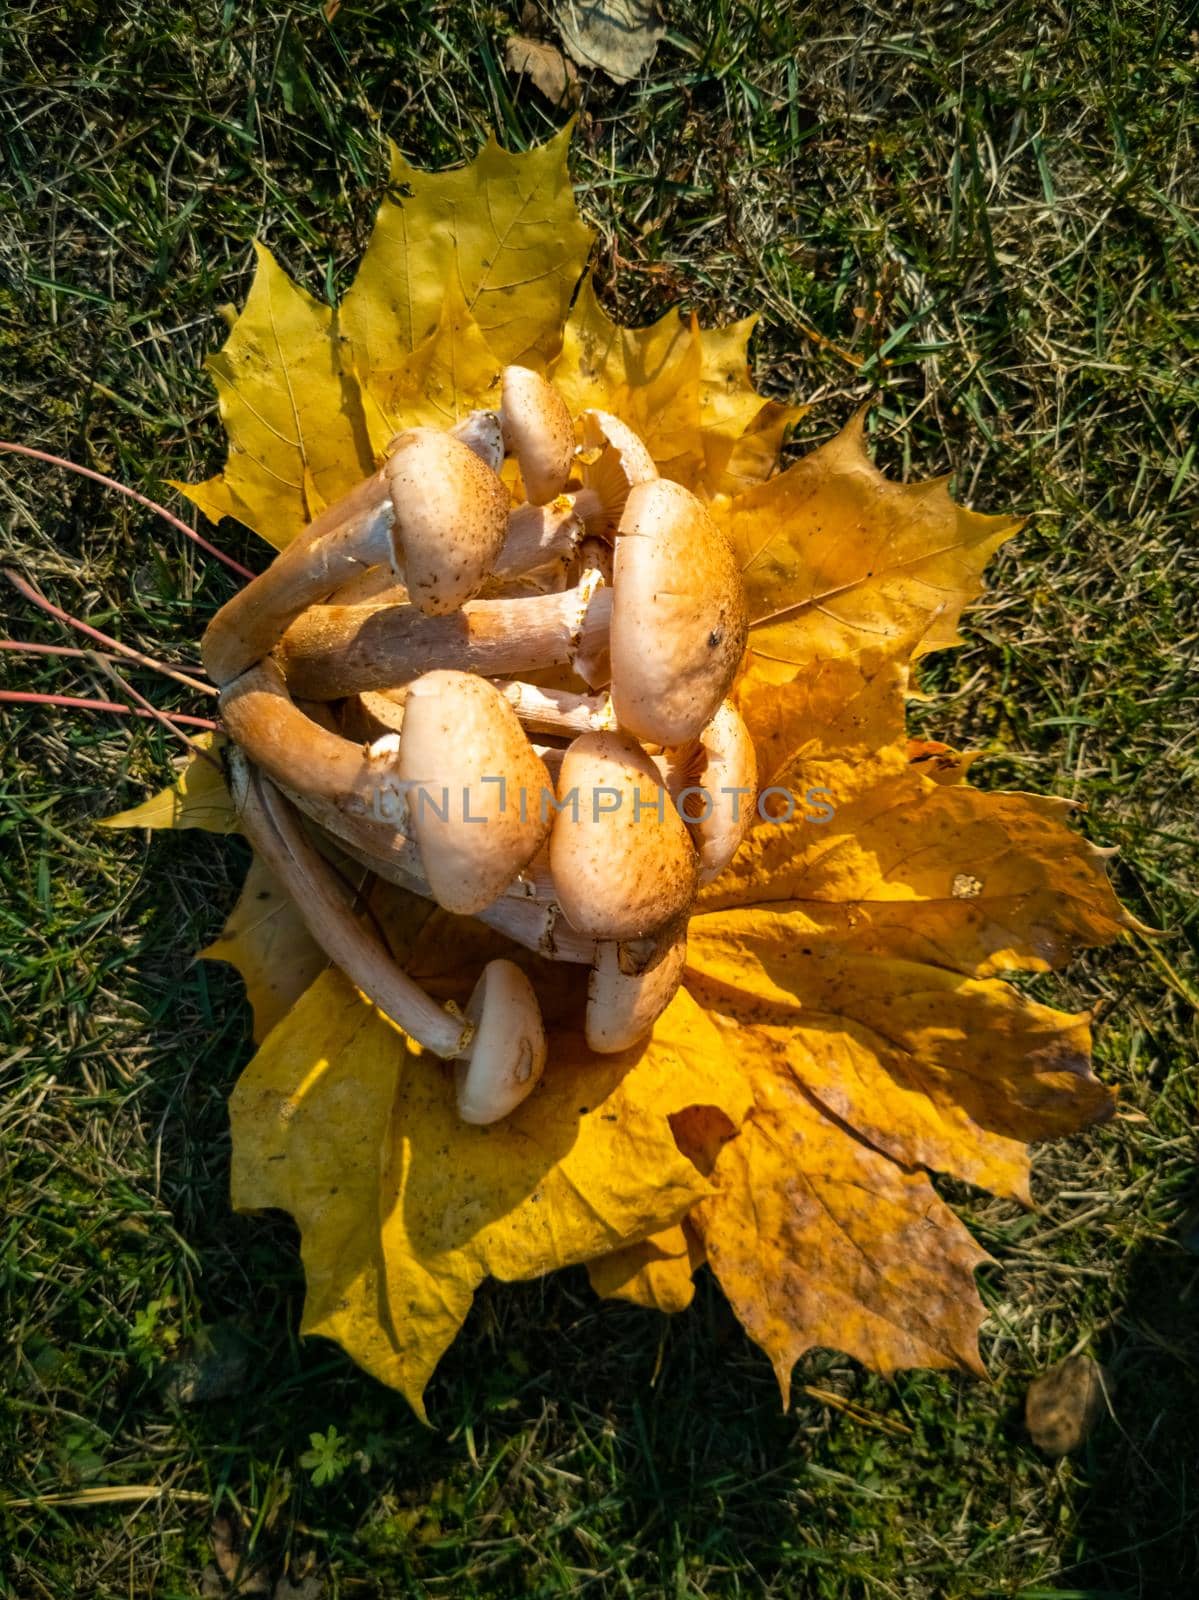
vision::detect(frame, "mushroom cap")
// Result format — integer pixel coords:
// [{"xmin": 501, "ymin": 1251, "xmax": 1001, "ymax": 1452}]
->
[
  {"xmin": 455, "ymin": 959, "xmax": 547, "ymax": 1125},
  {"xmin": 609, "ymin": 478, "xmax": 748, "ymax": 746},
  {"xmin": 673, "ymin": 699, "xmax": 758, "ymax": 883},
  {"xmin": 501, "ymin": 366, "xmax": 575, "ymax": 505},
  {"xmin": 382, "ymin": 429, "xmax": 509, "ymax": 615},
  {"xmin": 398, "ymin": 670, "xmax": 553, "ymax": 914},
  {"xmin": 586, "ymin": 926, "xmax": 688, "ymax": 1054},
  {"xmin": 549, "ymin": 730, "xmax": 698, "ymax": 940}
]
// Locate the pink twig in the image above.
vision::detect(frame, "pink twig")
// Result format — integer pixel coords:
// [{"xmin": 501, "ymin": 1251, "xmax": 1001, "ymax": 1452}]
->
[
  {"xmin": 3, "ymin": 638, "xmax": 149, "ymax": 667},
  {"xmin": 0, "ymin": 440, "xmax": 256, "ymax": 581},
  {"xmin": 3, "ymin": 568, "xmax": 216, "ymax": 697},
  {"xmin": 0, "ymin": 689, "xmax": 218, "ymax": 731},
  {"xmin": 88, "ymin": 652, "xmax": 223, "ymax": 766}
]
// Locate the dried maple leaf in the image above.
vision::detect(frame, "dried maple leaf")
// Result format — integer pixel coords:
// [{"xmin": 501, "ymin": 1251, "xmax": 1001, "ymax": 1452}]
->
[{"xmin": 105, "ymin": 127, "xmax": 1140, "ymax": 1417}]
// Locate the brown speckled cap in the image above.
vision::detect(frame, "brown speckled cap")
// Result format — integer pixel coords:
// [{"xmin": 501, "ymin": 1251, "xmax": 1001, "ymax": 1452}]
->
[
  {"xmin": 398, "ymin": 670, "xmax": 552, "ymax": 914},
  {"xmin": 549, "ymin": 730, "xmax": 698, "ymax": 940},
  {"xmin": 501, "ymin": 366, "xmax": 575, "ymax": 504},
  {"xmin": 609, "ymin": 478, "xmax": 748, "ymax": 746},
  {"xmin": 382, "ymin": 428, "xmax": 509, "ymax": 615}
]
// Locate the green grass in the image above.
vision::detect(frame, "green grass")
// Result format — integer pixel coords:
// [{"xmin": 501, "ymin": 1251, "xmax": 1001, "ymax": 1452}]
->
[{"xmin": 1, "ymin": 1, "xmax": 1197, "ymax": 1595}]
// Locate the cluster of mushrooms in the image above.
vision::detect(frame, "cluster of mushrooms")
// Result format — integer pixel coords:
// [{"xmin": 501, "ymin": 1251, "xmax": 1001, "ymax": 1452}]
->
[{"xmin": 204, "ymin": 368, "xmax": 755, "ymax": 1126}]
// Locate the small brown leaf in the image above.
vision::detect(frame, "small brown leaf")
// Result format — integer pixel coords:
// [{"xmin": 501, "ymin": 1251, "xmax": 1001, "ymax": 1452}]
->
[
  {"xmin": 1026, "ymin": 1353, "xmax": 1108, "ymax": 1455},
  {"xmin": 505, "ymin": 34, "xmax": 580, "ymax": 106},
  {"xmin": 210, "ymin": 1514, "xmax": 270, "ymax": 1595}
]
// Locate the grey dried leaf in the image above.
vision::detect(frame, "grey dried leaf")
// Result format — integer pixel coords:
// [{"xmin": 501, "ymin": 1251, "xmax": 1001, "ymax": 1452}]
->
[
  {"xmin": 555, "ymin": 0, "xmax": 665, "ymax": 83},
  {"xmin": 505, "ymin": 34, "xmax": 581, "ymax": 106}
]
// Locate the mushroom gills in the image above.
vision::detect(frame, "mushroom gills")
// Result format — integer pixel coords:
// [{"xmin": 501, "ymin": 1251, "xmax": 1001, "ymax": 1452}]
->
[{"xmin": 454, "ymin": 960, "xmax": 547, "ymax": 1124}]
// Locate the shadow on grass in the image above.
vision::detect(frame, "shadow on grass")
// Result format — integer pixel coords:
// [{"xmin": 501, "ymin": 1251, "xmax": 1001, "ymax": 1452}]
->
[{"xmin": 1065, "ymin": 1232, "xmax": 1199, "ymax": 1595}]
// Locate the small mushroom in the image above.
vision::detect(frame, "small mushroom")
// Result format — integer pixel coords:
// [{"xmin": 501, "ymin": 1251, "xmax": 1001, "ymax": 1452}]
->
[
  {"xmin": 398, "ymin": 670, "xmax": 554, "ymax": 914},
  {"xmin": 586, "ymin": 923, "xmax": 688, "ymax": 1054},
  {"xmin": 501, "ymin": 366, "xmax": 574, "ymax": 504},
  {"xmin": 548, "ymin": 730, "xmax": 698, "ymax": 940},
  {"xmin": 660, "ymin": 699, "xmax": 758, "ymax": 883},
  {"xmin": 454, "ymin": 959, "xmax": 547, "ymax": 1124},
  {"xmin": 609, "ymin": 478, "xmax": 748, "ymax": 746},
  {"xmin": 569, "ymin": 408, "xmax": 658, "ymax": 534},
  {"xmin": 201, "ymin": 428, "xmax": 509, "ymax": 686}
]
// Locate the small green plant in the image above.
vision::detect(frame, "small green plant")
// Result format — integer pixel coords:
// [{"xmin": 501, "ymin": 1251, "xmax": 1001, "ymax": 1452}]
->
[
  {"xmin": 127, "ymin": 1297, "xmax": 179, "ymax": 1373},
  {"xmin": 300, "ymin": 1425, "xmax": 354, "ymax": 1488}
]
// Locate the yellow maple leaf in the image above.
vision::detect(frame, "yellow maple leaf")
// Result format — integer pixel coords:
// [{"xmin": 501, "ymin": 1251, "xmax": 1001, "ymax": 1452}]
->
[
  {"xmin": 341, "ymin": 126, "xmax": 594, "ymax": 378},
  {"xmin": 102, "ymin": 125, "xmax": 1140, "ymax": 1416},
  {"xmin": 586, "ymin": 1223, "xmax": 704, "ymax": 1315},
  {"xmin": 714, "ymin": 408, "xmax": 1022, "ymax": 679},
  {"xmin": 174, "ymin": 244, "xmax": 374, "ymax": 550},
  {"xmin": 552, "ymin": 276, "xmax": 803, "ymax": 496},
  {"xmin": 200, "ymin": 853, "xmax": 328, "ymax": 1042},
  {"xmin": 100, "ymin": 732, "xmax": 237, "ymax": 833},
  {"xmin": 353, "ymin": 276, "xmax": 503, "ymax": 459},
  {"xmin": 690, "ymin": 1083, "xmax": 992, "ymax": 1404}
]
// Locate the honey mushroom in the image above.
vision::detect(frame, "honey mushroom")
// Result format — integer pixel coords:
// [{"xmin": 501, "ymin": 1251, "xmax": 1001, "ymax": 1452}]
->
[
  {"xmin": 226, "ymin": 746, "xmax": 546, "ymax": 1124},
  {"xmin": 332, "ymin": 387, "xmax": 657, "ymax": 606},
  {"xmin": 201, "ymin": 426, "xmax": 510, "ymax": 687},
  {"xmin": 316, "ymin": 685, "xmax": 693, "ymax": 1053},
  {"xmin": 220, "ymin": 662, "xmax": 551, "ymax": 915}
]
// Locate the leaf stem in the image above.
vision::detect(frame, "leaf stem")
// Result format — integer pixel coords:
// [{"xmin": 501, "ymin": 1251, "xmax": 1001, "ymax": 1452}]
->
[
  {"xmin": 0, "ymin": 440, "xmax": 257, "ymax": 581},
  {"xmin": 0, "ymin": 689, "xmax": 218, "ymax": 731},
  {"xmin": 86, "ymin": 652, "xmax": 223, "ymax": 765},
  {"xmin": 2, "ymin": 638, "xmax": 163, "ymax": 668},
  {"xmin": 3, "ymin": 568, "xmax": 217, "ymax": 697}
]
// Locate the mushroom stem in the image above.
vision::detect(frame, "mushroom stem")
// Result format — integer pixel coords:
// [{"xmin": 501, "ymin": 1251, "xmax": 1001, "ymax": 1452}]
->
[
  {"xmin": 278, "ymin": 578, "xmax": 612, "ymax": 701},
  {"xmin": 492, "ymin": 681, "xmax": 617, "ymax": 737},
  {"xmin": 203, "ymin": 475, "xmax": 395, "ymax": 685},
  {"xmin": 219, "ymin": 658, "xmax": 409, "ymax": 821},
  {"xmin": 227, "ymin": 749, "xmax": 470, "ymax": 1059}
]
